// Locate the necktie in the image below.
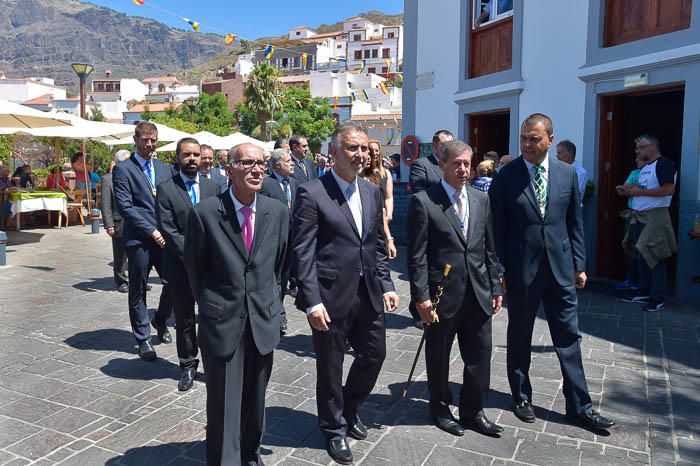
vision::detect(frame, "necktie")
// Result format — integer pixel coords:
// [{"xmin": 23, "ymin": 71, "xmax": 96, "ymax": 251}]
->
[
  {"xmin": 186, "ymin": 180, "xmax": 197, "ymax": 205},
  {"xmin": 345, "ymin": 183, "xmax": 362, "ymax": 236},
  {"xmin": 144, "ymin": 160, "xmax": 153, "ymax": 186},
  {"xmin": 533, "ymin": 164, "xmax": 548, "ymax": 216},
  {"xmin": 299, "ymin": 160, "xmax": 308, "ymax": 178},
  {"xmin": 455, "ymin": 192, "xmax": 467, "ymax": 238},
  {"xmin": 282, "ymin": 178, "xmax": 291, "ymax": 209},
  {"xmin": 240, "ymin": 206, "xmax": 254, "ymax": 253}
]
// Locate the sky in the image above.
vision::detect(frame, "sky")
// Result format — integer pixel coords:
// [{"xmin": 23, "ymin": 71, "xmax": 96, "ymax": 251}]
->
[{"xmin": 82, "ymin": 0, "xmax": 404, "ymax": 39}]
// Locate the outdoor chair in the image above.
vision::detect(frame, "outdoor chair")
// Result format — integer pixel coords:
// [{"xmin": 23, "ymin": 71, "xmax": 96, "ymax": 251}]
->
[{"xmin": 66, "ymin": 189, "xmax": 86, "ymax": 226}]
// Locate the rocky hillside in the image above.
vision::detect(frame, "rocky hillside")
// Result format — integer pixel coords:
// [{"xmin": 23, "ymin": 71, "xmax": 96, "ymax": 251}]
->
[{"xmin": 0, "ymin": 0, "xmax": 230, "ymax": 87}]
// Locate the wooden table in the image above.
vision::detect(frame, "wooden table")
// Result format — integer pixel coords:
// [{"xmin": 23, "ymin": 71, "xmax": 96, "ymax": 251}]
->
[{"xmin": 9, "ymin": 191, "xmax": 68, "ymax": 231}]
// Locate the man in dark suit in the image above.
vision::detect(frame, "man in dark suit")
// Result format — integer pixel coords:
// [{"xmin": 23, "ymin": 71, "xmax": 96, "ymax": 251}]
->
[
  {"xmin": 199, "ymin": 144, "xmax": 229, "ymax": 194},
  {"xmin": 489, "ymin": 113, "xmax": 614, "ymax": 431},
  {"xmin": 102, "ymin": 150, "xmax": 131, "ymax": 293},
  {"xmin": 289, "ymin": 134, "xmax": 316, "ymax": 184},
  {"xmin": 259, "ymin": 148, "xmax": 298, "ymax": 336},
  {"xmin": 293, "ymin": 122, "xmax": 400, "ymax": 465},
  {"xmin": 185, "ymin": 143, "xmax": 288, "ymax": 466},
  {"xmin": 156, "ymin": 138, "xmax": 218, "ymax": 391},
  {"xmin": 113, "ymin": 121, "xmax": 175, "ymax": 361},
  {"xmin": 407, "ymin": 129, "xmax": 454, "ymax": 329},
  {"xmin": 408, "ymin": 140, "xmax": 504, "ymax": 438}
]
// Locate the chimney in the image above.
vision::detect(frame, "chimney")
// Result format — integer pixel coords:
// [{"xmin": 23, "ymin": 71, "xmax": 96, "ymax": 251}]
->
[{"xmin": 105, "ymin": 70, "xmax": 112, "ymax": 78}]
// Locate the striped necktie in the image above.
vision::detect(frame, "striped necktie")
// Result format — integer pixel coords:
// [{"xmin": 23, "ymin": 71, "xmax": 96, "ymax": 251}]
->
[{"xmin": 533, "ymin": 164, "xmax": 547, "ymax": 216}]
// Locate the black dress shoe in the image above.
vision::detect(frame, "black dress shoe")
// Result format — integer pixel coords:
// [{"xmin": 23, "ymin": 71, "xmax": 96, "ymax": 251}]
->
[
  {"xmin": 151, "ymin": 320, "xmax": 172, "ymax": 344},
  {"xmin": 431, "ymin": 412, "xmax": 464, "ymax": 436},
  {"xmin": 138, "ymin": 339, "xmax": 157, "ymax": 361},
  {"xmin": 327, "ymin": 437, "xmax": 353, "ymax": 465},
  {"xmin": 347, "ymin": 415, "xmax": 368, "ymax": 440},
  {"xmin": 117, "ymin": 283, "xmax": 128, "ymax": 293},
  {"xmin": 566, "ymin": 410, "xmax": 615, "ymax": 430},
  {"xmin": 514, "ymin": 400, "xmax": 536, "ymax": 423},
  {"xmin": 462, "ymin": 414, "xmax": 504, "ymax": 436},
  {"xmin": 178, "ymin": 367, "xmax": 196, "ymax": 391}
]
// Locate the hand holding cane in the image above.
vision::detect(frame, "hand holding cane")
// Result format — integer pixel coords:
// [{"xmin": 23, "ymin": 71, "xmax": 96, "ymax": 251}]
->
[{"xmin": 402, "ymin": 264, "xmax": 451, "ymax": 397}]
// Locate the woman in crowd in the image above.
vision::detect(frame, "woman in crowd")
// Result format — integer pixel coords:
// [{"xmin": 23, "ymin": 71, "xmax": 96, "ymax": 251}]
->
[
  {"xmin": 362, "ymin": 139, "xmax": 397, "ymax": 259},
  {"xmin": 473, "ymin": 159, "xmax": 495, "ymax": 193},
  {"xmin": 46, "ymin": 165, "xmax": 66, "ymax": 190}
]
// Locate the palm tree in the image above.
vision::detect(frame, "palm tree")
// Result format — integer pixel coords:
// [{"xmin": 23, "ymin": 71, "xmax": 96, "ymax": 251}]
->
[{"xmin": 244, "ymin": 63, "xmax": 282, "ymax": 141}]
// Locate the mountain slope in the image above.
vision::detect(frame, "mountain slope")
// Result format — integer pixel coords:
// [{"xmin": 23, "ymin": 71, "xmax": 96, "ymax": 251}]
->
[{"xmin": 0, "ymin": 0, "xmax": 230, "ymax": 87}]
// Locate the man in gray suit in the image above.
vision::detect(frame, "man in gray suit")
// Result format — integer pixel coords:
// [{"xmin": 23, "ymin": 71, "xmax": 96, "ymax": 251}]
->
[
  {"xmin": 185, "ymin": 143, "xmax": 288, "ymax": 465},
  {"xmin": 489, "ymin": 113, "xmax": 614, "ymax": 431},
  {"xmin": 199, "ymin": 144, "xmax": 229, "ymax": 194},
  {"xmin": 102, "ymin": 150, "xmax": 131, "ymax": 292}
]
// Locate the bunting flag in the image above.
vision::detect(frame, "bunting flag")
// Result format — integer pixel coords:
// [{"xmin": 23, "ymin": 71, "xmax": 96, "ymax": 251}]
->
[
  {"xmin": 378, "ymin": 82, "xmax": 389, "ymax": 95},
  {"xmin": 225, "ymin": 33, "xmax": 237, "ymax": 44},
  {"xmin": 133, "ymin": 0, "xmax": 145, "ymax": 5},
  {"xmin": 301, "ymin": 52, "xmax": 308, "ymax": 68},
  {"xmin": 362, "ymin": 89, "xmax": 369, "ymax": 100},
  {"xmin": 350, "ymin": 92, "xmax": 356, "ymax": 102},
  {"xmin": 359, "ymin": 60, "xmax": 366, "ymax": 73},
  {"xmin": 333, "ymin": 96, "xmax": 339, "ymax": 108},
  {"xmin": 184, "ymin": 18, "xmax": 199, "ymax": 32},
  {"xmin": 264, "ymin": 45, "xmax": 275, "ymax": 60}
]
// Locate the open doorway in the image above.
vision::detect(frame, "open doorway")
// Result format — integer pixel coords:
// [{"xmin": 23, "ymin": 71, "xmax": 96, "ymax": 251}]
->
[
  {"xmin": 596, "ymin": 85, "xmax": 684, "ymax": 283},
  {"xmin": 467, "ymin": 110, "xmax": 510, "ymax": 164}
]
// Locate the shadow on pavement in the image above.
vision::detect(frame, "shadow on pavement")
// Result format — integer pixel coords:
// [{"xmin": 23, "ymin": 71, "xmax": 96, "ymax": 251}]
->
[
  {"xmin": 106, "ymin": 440, "xmax": 204, "ymax": 465},
  {"xmin": 65, "ymin": 328, "xmax": 136, "ymax": 352},
  {"xmin": 73, "ymin": 276, "xmax": 118, "ymax": 292},
  {"xmin": 5, "ymin": 229, "xmax": 44, "ymax": 246}
]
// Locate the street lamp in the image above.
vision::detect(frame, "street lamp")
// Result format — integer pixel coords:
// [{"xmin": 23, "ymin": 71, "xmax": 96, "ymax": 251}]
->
[
  {"xmin": 70, "ymin": 63, "xmax": 94, "ymax": 119},
  {"xmin": 184, "ymin": 96, "xmax": 199, "ymax": 124}
]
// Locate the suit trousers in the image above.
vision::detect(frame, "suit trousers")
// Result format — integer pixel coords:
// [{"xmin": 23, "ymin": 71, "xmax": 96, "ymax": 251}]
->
[
  {"xmin": 506, "ymin": 256, "xmax": 592, "ymax": 416},
  {"xmin": 630, "ymin": 221, "xmax": 667, "ymax": 301},
  {"xmin": 111, "ymin": 236, "xmax": 128, "ymax": 286},
  {"xmin": 169, "ymin": 269, "xmax": 198, "ymax": 370},
  {"xmin": 312, "ymin": 278, "xmax": 387, "ymax": 440},
  {"xmin": 125, "ymin": 243, "xmax": 172, "ymax": 342},
  {"xmin": 202, "ymin": 320, "xmax": 273, "ymax": 466},
  {"xmin": 425, "ymin": 282, "xmax": 492, "ymax": 421}
]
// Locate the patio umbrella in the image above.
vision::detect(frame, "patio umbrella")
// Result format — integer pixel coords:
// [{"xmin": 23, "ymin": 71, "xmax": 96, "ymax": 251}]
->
[
  {"xmin": 0, "ymin": 100, "xmax": 72, "ymax": 129},
  {"xmin": 101, "ymin": 122, "xmax": 192, "ymax": 146},
  {"xmin": 157, "ymin": 130, "xmax": 229, "ymax": 152},
  {"xmin": 219, "ymin": 132, "xmax": 268, "ymax": 151}
]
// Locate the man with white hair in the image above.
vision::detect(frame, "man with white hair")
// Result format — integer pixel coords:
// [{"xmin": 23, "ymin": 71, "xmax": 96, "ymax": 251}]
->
[{"xmin": 102, "ymin": 150, "xmax": 132, "ymax": 292}]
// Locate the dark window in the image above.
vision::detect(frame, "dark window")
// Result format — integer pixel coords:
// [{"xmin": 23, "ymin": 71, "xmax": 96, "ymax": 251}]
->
[
  {"xmin": 364, "ymin": 49, "xmax": 371, "ymax": 58},
  {"xmin": 282, "ymin": 58, "xmax": 289, "ymax": 68},
  {"xmin": 368, "ymin": 67, "xmax": 376, "ymax": 74},
  {"xmin": 371, "ymin": 49, "xmax": 378, "ymax": 58},
  {"xmin": 382, "ymin": 48, "xmax": 391, "ymax": 58},
  {"xmin": 387, "ymin": 32, "xmax": 395, "ymax": 38},
  {"xmin": 354, "ymin": 34, "xmax": 362, "ymax": 41},
  {"xmin": 296, "ymin": 31, "xmax": 300, "ymax": 36},
  {"xmin": 473, "ymin": 0, "xmax": 513, "ymax": 29},
  {"xmin": 354, "ymin": 50, "xmax": 362, "ymax": 59},
  {"xmin": 381, "ymin": 66, "xmax": 388, "ymax": 73}
]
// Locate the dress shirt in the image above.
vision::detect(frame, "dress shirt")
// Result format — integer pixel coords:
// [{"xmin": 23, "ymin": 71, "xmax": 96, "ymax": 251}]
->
[
  {"xmin": 228, "ymin": 187, "xmax": 257, "ymax": 235},
  {"xmin": 575, "ymin": 164, "xmax": 587, "ymax": 207},
  {"xmin": 272, "ymin": 170, "xmax": 292, "ymax": 207},
  {"xmin": 133, "ymin": 152, "xmax": 155, "ymax": 188},
  {"xmin": 522, "ymin": 154, "xmax": 549, "ymax": 192},
  {"xmin": 331, "ymin": 169, "xmax": 363, "ymax": 236},
  {"xmin": 179, "ymin": 172, "xmax": 200, "ymax": 204},
  {"xmin": 441, "ymin": 179, "xmax": 469, "ymax": 236},
  {"xmin": 217, "ymin": 166, "xmax": 227, "ymax": 177}
]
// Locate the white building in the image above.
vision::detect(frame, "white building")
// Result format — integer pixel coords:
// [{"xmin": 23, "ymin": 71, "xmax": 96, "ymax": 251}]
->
[
  {"xmin": 0, "ymin": 76, "xmax": 67, "ymax": 103},
  {"xmin": 310, "ymin": 71, "xmax": 401, "ymax": 113},
  {"xmin": 402, "ymin": 0, "xmax": 700, "ymax": 302},
  {"xmin": 89, "ymin": 71, "xmax": 147, "ymax": 103},
  {"xmin": 288, "ymin": 25, "xmax": 317, "ymax": 40},
  {"xmin": 344, "ymin": 17, "xmax": 403, "ymax": 74},
  {"xmin": 234, "ymin": 53, "xmax": 256, "ymax": 77}
]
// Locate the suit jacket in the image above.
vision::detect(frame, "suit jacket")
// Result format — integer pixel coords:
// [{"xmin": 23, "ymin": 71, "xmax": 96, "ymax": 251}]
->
[
  {"xmin": 488, "ymin": 156, "xmax": 585, "ymax": 289},
  {"xmin": 292, "ymin": 173, "xmax": 395, "ymax": 318},
  {"xmin": 408, "ymin": 184, "xmax": 502, "ymax": 317},
  {"xmin": 100, "ymin": 173, "xmax": 123, "ymax": 238},
  {"xmin": 156, "ymin": 174, "xmax": 218, "ymax": 282},
  {"xmin": 184, "ymin": 193, "xmax": 289, "ymax": 359},
  {"xmin": 201, "ymin": 169, "xmax": 229, "ymax": 194},
  {"xmin": 409, "ymin": 154, "xmax": 442, "ymax": 194},
  {"xmin": 259, "ymin": 174, "xmax": 297, "ymax": 215},
  {"xmin": 113, "ymin": 154, "xmax": 175, "ymax": 247},
  {"xmin": 290, "ymin": 156, "xmax": 317, "ymax": 184}
]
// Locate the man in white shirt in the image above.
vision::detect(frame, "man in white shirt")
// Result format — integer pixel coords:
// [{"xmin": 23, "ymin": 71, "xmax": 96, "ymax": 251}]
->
[{"xmin": 556, "ymin": 140, "xmax": 587, "ymax": 207}]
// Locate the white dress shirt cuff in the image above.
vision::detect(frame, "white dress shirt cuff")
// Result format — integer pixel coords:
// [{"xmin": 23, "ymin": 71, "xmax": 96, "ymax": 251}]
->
[{"xmin": 306, "ymin": 303, "xmax": 325, "ymax": 315}]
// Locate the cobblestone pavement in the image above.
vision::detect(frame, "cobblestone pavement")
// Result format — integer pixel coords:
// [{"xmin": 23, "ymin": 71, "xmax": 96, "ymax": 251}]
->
[{"xmin": 0, "ymin": 225, "xmax": 699, "ymax": 465}]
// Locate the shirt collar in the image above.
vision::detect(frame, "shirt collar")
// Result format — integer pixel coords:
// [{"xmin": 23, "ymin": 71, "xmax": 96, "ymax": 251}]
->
[
  {"xmin": 229, "ymin": 187, "xmax": 257, "ymax": 213},
  {"xmin": 522, "ymin": 154, "xmax": 549, "ymax": 173},
  {"xmin": 440, "ymin": 179, "xmax": 467, "ymax": 202},
  {"xmin": 133, "ymin": 152, "xmax": 151, "ymax": 167},
  {"xmin": 272, "ymin": 170, "xmax": 288, "ymax": 183},
  {"xmin": 180, "ymin": 171, "xmax": 199, "ymax": 185},
  {"xmin": 331, "ymin": 168, "xmax": 357, "ymax": 195}
]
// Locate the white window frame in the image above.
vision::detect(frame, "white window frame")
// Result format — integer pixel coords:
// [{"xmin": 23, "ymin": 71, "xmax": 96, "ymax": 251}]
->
[{"xmin": 472, "ymin": 0, "xmax": 513, "ymax": 29}]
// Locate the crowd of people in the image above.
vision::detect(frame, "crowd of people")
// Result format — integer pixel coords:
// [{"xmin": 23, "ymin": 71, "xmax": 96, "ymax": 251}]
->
[{"xmin": 94, "ymin": 113, "xmax": 641, "ymax": 466}]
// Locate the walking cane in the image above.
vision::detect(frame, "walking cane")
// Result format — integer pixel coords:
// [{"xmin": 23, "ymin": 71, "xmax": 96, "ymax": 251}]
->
[{"xmin": 402, "ymin": 263, "xmax": 451, "ymax": 397}]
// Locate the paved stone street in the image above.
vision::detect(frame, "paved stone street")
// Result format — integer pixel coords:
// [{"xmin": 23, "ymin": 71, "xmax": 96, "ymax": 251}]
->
[{"xmin": 0, "ymin": 224, "xmax": 699, "ymax": 465}]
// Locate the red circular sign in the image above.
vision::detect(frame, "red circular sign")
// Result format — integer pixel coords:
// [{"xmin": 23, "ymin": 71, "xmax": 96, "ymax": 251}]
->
[{"xmin": 401, "ymin": 135, "xmax": 419, "ymax": 166}]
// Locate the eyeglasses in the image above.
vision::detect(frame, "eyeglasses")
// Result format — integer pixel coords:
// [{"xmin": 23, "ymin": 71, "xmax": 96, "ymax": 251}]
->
[{"xmin": 233, "ymin": 159, "xmax": 268, "ymax": 170}]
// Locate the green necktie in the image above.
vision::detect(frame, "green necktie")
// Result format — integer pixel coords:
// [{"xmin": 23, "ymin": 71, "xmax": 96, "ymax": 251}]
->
[{"xmin": 533, "ymin": 164, "xmax": 547, "ymax": 216}]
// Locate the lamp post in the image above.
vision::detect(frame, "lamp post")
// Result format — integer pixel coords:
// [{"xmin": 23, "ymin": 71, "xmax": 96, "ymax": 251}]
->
[
  {"xmin": 71, "ymin": 63, "xmax": 94, "ymax": 217},
  {"xmin": 184, "ymin": 96, "xmax": 199, "ymax": 124}
]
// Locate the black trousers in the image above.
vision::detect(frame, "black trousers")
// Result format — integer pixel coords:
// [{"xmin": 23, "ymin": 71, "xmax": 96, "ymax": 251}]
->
[
  {"xmin": 425, "ymin": 283, "xmax": 492, "ymax": 421},
  {"xmin": 169, "ymin": 269, "xmax": 198, "ymax": 370},
  {"xmin": 112, "ymin": 236, "xmax": 128, "ymax": 286},
  {"xmin": 202, "ymin": 321, "xmax": 273, "ymax": 466},
  {"xmin": 312, "ymin": 278, "xmax": 387, "ymax": 440},
  {"xmin": 125, "ymin": 243, "xmax": 172, "ymax": 342},
  {"xmin": 506, "ymin": 257, "xmax": 592, "ymax": 416}
]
